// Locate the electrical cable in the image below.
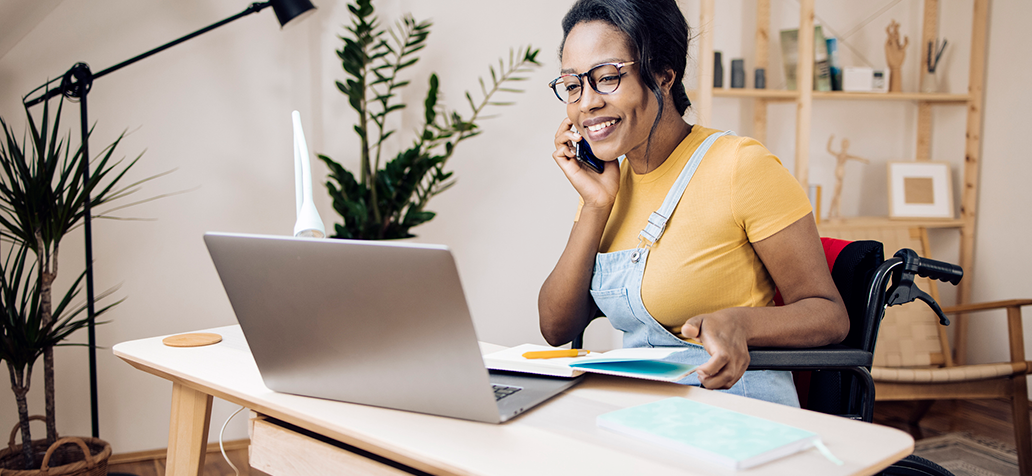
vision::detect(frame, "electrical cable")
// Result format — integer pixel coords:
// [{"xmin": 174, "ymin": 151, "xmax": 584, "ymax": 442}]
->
[{"xmin": 219, "ymin": 405, "xmax": 246, "ymax": 476}]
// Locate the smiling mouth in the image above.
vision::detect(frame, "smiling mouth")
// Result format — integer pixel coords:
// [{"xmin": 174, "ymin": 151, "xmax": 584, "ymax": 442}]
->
[{"xmin": 586, "ymin": 119, "xmax": 618, "ymax": 133}]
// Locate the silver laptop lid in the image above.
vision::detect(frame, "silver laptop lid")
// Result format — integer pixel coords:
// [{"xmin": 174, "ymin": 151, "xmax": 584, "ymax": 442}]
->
[{"xmin": 204, "ymin": 232, "xmax": 503, "ymax": 422}]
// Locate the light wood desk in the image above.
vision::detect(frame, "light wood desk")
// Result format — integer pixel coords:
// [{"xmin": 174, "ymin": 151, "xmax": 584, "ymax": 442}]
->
[{"xmin": 114, "ymin": 325, "xmax": 913, "ymax": 475}]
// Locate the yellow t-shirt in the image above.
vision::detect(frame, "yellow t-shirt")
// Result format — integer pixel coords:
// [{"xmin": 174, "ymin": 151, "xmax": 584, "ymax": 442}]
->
[{"xmin": 579, "ymin": 126, "xmax": 812, "ymax": 335}]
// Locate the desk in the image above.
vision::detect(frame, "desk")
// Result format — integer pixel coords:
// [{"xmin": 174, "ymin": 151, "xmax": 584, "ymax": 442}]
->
[{"xmin": 114, "ymin": 325, "xmax": 913, "ymax": 475}]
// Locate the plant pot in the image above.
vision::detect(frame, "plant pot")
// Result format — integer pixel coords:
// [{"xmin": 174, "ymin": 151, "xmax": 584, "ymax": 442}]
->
[{"xmin": 0, "ymin": 417, "xmax": 111, "ymax": 476}]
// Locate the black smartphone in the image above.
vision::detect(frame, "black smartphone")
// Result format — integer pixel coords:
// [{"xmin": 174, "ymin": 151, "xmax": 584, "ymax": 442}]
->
[{"xmin": 575, "ymin": 139, "xmax": 605, "ymax": 174}]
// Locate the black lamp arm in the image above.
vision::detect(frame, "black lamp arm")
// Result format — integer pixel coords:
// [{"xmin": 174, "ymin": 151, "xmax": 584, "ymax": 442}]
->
[{"xmin": 22, "ymin": 2, "xmax": 273, "ymax": 108}]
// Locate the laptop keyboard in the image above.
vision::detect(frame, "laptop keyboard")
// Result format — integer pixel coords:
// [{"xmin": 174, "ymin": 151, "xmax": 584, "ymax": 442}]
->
[{"xmin": 492, "ymin": 384, "xmax": 523, "ymax": 401}]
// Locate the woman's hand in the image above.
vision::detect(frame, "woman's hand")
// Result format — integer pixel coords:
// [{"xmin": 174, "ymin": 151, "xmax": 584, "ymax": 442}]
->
[
  {"xmin": 678, "ymin": 214, "xmax": 850, "ymax": 390},
  {"xmin": 553, "ymin": 117, "xmax": 620, "ymax": 210},
  {"xmin": 681, "ymin": 309, "xmax": 752, "ymax": 390}
]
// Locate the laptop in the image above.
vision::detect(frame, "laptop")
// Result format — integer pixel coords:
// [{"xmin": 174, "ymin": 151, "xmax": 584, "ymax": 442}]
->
[{"xmin": 203, "ymin": 232, "xmax": 581, "ymax": 423}]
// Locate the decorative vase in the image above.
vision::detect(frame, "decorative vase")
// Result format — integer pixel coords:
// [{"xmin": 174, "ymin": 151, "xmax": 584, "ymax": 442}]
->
[
  {"xmin": 920, "ymin": 71, "xmax": 939, "ymax": 93},
  {"xmin": 0, "ymin": 417, "xmax": 112, "ymax": 476}
]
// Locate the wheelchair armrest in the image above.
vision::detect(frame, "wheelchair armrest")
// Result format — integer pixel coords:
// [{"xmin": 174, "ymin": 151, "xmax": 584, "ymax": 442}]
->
[{"xmin": 747, "ymin": 345, "xmax": 873, "ymax": 370}]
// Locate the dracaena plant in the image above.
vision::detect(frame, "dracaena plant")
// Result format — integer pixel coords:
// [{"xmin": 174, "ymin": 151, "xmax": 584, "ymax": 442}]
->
[
  {"xmin": 0, "ymin": 244, "xmax": 117, "ymax": 469},
  {"xmin": 0, "ymin": 97, "xmax": 159, "ymax": 469},
  {"xmin": 318, "ymin": 0, "xmax": 541, "ymax": 239}
]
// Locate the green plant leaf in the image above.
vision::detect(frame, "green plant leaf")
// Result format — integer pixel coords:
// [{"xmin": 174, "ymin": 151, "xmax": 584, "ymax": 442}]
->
[
  {"xmin": 402, "ymin": 210, "xmax": 435, "ymax": 227},
  {"xmin": 326, "ymin": 0, "xmax": 540, "ymax": 239}
]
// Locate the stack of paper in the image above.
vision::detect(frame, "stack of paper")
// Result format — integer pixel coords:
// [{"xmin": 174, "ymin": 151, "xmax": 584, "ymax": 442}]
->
[{"xmin": 484, "ymin": 344, "xmax": 697, "ymax": 382}]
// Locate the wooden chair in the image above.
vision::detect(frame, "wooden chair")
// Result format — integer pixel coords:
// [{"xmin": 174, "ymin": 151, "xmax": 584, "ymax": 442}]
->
[{"xmin": 820, "ymin": 223, "xmax": 1032, "ymax": 475}]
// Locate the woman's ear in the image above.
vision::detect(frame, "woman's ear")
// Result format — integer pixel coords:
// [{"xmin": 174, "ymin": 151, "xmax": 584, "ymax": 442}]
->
[{"xmin": 655, "ymin": 67, "xmax": 677, "ymax": 92}]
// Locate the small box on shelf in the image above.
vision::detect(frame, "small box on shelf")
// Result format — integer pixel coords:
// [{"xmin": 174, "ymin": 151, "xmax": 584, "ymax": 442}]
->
[
  {"xmin": 731, "ymin": 59, "xmax": 745, "ymax": 88},
  {"xmin": 842, "ymin": 67, "xmax": 890, "ymax": 93}
]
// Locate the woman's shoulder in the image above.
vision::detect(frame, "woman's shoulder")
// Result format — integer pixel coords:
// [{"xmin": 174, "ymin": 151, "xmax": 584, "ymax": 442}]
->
[{"xmin": 687, "ymin": 127, "xmax": 779, "ymax": 166}]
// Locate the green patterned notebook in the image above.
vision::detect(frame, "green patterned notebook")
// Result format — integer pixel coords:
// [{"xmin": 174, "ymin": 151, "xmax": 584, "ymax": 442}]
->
[{"xmin": 597, "ymin": 397, "xmax": 821, "ymax": 470}]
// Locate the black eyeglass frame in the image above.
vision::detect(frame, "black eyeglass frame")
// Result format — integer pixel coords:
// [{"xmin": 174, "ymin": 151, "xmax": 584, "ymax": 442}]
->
[{"xmin": 548, "ymin": 61, "xmax": 636, "ymax": 104}]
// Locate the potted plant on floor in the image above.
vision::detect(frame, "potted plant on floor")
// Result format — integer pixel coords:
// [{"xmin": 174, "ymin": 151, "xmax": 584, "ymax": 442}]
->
[
  {"xmin": 0, "ymin": 97, "xmax": 157, "ymax": 474},
  {"xmin": 318, "ymin": 0, "xmax": 541, "ymax": 239}
]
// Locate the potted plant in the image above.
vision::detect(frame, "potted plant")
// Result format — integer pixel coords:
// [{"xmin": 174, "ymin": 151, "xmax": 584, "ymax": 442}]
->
[
  {"xmin": 318, "ymin": 0, "xmax": 541, "ymax": 239},
  {"xmin": 0, "ymin": 97, "xmax": 156, "ymax": 473}
]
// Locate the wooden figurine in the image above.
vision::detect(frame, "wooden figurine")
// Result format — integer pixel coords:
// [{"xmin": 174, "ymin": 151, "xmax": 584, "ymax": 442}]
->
[
  {"xmin": 827, "ymin": 135, "xmax": 869, "ymax": 219},
  {"xmin": 885, "ymin": 20, "xmax": 908, "ymax": 93}
]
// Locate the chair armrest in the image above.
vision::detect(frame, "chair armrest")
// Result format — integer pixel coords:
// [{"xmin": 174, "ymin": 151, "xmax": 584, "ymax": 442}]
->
[
  {"xmin": 940, "ymin": 299, "xmax": 1032, "ymax": 363},
  {"xmin": 748, "ymin": 345, "xmax": 873, "ymax": 370},
  {"xmin": 942, "ymin": 299, "xmax": 1032, "ymax": 314}
]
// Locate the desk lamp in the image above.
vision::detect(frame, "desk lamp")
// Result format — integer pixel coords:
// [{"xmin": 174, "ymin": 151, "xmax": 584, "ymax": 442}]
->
[{"xmin": 20, "ymin": 0, "xmax": 317, "ymax": 439}]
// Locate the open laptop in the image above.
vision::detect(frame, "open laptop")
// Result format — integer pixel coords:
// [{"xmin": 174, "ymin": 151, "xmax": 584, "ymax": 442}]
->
[{"xmin": 203, "ymin": 232, "xmax": 581, "ymax": 423}]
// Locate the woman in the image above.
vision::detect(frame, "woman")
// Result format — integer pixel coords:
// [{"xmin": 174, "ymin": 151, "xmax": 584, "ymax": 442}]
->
[{"xmin": 538, "ymin": 0, "xmax": 849, "ymax": 406}]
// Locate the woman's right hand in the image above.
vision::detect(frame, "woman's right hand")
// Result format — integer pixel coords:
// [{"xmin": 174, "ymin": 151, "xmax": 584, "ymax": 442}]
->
[{"xmin": 553, "ymin": 117, "xmax": 620, "ymax": 210}]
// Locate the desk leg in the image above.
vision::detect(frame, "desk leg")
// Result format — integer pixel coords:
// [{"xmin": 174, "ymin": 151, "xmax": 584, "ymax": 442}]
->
[{"xmin": 166, "ymin": 382, "xmax": 213, "ymax": 476}]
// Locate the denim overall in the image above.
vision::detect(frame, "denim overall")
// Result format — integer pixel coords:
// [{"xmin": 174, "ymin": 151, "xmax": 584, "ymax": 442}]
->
[{"xmin": 589, "ymin": 130, "xmax": 800, "ymax": 407}]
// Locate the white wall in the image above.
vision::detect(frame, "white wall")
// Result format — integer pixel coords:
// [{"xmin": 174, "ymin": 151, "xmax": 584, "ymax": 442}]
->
[
  {"xmin": 0, "ymin": 0, "xmax": 1028, "ymax": 454},
  {"xmin": 966, "ymin": 0, "xmax": 1032, "ymax": 367}
]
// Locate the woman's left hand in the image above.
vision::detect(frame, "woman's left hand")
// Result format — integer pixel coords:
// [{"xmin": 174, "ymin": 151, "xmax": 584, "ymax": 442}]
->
[{"xmin": 681, "ymin": 309, "xmax": 752, "ymax": 389}]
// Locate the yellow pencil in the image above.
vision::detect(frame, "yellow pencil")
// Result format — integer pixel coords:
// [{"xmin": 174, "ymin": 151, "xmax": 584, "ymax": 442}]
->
[{"xmin": 522, "ymin": 349, "xmax": 591, "ymax": 359}]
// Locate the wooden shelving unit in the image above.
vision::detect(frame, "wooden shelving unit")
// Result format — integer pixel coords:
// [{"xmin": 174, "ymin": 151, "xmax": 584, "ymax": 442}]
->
[
  {"xmin": 690, "ymin": 89, "xmax": 969, "ymax": 102},
  {"xmin": 810, "ymin": 91, "xmax": 969, "ymax": 102},
  {"xmin": 690, "ymin": 0, "xmax": 989, "ymax": 363},
  {"xmin": 821, "ymin": 217, "xmax": 966, "ymax": 230}
]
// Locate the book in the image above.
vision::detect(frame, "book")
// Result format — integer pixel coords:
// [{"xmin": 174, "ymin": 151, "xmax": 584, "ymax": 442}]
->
[
  {"xmin": 780, "ymin": 26, "xmax": 833, "ymax": 91},
  {"xmin": 814, "ymin": 26, "xmax": 831, "ymax": 91},
  {"xmin": 483, "ymin": 343, "xmax": 697, "ymax": 382},
  {"xmin": 779, "ymin": 29, "xmax": 799, "ymax": 90},
  {"xmin": 808, "ymin": 184, "xmax": 822, "ymax": 224},
  {"xmin": 826, "ymin": 37, "xmax": 842, "ymax": 91},
  {"xmin": 597, "ymin": 397, "xmax": 821, "ymax": 470}
]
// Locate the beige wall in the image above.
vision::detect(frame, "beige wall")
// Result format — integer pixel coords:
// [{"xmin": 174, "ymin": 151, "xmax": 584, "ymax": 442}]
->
[{"xmin": 0, "ymin": 0, "xmax": 1028, "ymax": 454}]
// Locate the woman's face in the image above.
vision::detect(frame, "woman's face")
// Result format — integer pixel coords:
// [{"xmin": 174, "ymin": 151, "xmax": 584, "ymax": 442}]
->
[{"xmin": 561, "ymin": 21, "xmax": 658, "ymax": 162}]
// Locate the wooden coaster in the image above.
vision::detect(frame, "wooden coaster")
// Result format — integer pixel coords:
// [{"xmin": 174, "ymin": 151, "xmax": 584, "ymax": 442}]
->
[{"xmin": 163, "ymin": 332, "xmax": 223, "ymax": 348}]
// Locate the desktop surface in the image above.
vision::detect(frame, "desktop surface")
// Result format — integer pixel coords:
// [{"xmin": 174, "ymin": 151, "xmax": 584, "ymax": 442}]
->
[{"xmin": 114, "ymin": 325, "xmax": 914, "ymax": 475}]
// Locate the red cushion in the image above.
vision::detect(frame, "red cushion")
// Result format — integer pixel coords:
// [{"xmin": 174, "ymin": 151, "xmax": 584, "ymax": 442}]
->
[
  {"xmin": 821, "ymin": 237, "xmax": 850, "ymax": 273},
  {"xmin": 772, "ymin": 237, "xmax": 851, "ymax": 306}
]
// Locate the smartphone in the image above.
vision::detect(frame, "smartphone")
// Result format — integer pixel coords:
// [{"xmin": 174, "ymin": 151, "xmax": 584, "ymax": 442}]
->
[{"xmin": 575, "ymin": 139, "xmax": 605, "ymax": 174}]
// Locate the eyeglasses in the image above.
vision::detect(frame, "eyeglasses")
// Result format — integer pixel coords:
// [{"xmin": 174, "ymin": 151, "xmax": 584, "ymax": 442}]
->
[{"xmin": 548, "ymin": 61, "xmax": 636, "ymax": 104}]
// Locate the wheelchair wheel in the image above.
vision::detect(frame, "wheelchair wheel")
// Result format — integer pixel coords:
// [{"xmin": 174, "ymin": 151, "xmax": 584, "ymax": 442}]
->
[{"xmin": 877, "ymin": 454, "xmax": 954, "ymax": 476}]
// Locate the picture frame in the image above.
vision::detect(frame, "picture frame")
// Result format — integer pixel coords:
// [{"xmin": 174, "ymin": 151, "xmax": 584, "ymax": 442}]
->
[{"xmin": 888, "ymin": 161, "xmax": 954, "ymax": 219}]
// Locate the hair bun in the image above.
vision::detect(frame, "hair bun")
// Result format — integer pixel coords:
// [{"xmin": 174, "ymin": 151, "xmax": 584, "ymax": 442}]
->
[{"xmin": 673, "ymin": 81, "xmax": 691, "ymax": 115}]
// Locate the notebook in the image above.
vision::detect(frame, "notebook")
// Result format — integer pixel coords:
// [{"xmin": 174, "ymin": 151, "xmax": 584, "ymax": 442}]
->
[
  {"xmin": 203, "ymin": 232, "xmax": 582, "ymax": 424},
  {"xmin": 597, "ymin": 397, "xmax": 822, "ymax": 470},
  {"xmin": 484, "ymin": 343, "xmax": 697, "ymax": 381}
]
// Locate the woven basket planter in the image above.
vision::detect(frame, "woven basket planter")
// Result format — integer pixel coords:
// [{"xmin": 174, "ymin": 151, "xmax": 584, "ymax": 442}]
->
[{"xmin": 0, "ymin": 417, "xmax": 111, "ymax": 476}]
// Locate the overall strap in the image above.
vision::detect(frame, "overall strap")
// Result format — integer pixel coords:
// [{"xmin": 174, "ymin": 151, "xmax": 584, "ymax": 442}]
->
[{"xmin": 638, "ymin": 130, "xmax": 735, "ymax": 247}]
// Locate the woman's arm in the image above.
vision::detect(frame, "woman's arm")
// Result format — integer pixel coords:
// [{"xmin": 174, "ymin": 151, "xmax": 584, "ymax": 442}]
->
[
  {"xmin": 538, "ymin": 207, "xmax": 610, "ymax": 345},
  {"xmin": 538, "ymin": 118, "xmax": 621, "ymax": 346},
  {"xmin": 681, "ymin": 213, "xmax": 849, "ymax": 389}
]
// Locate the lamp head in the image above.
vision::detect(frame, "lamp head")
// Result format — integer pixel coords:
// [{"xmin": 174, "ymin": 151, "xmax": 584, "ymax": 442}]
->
[{"xmin": 270, "ymin": 0, "xmax": 316, "ymax": 28}]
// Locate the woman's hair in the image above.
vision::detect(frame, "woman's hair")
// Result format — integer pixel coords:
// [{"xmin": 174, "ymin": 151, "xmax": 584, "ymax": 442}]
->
[{"xmin": 560, "ymin": 0, "xmax": 692, "ymax": 121}]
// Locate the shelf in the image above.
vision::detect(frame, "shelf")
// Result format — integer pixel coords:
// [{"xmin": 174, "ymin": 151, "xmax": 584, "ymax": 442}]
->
[
  {"xmin": 818, "ymin": 216, "xmax": 964, "ymax": 231},
  {"xmin": 812, "ymin": 91, "xmax": 970, "ymax": 103},
  {"xmin": 694, "ymin": 0, "xmax": 988, "ymax": 365},
  {"xmin": 709, "ymin": 89, "xmax": 797, "ymax": 100},
  {"xmin": 696, "ymin": 89, "xmax": 969, "ymax": 103}
]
